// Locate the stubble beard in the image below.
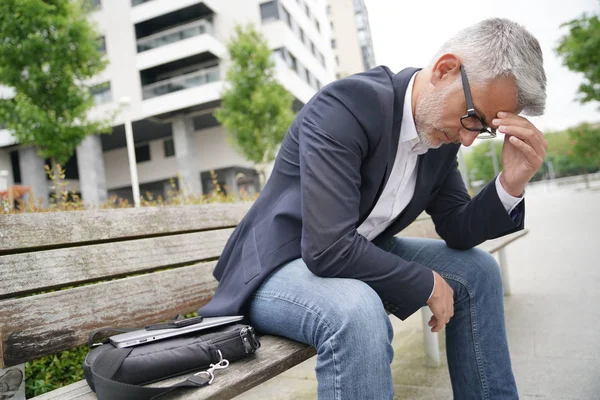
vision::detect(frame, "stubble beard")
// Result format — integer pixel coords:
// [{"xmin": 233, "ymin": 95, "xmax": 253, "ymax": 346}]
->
[{"xmin": 414, "ymin": 84, "xmax": 456, "ymax": 149}]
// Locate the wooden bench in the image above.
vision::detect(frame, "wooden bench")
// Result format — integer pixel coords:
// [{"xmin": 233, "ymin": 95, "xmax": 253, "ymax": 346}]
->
[{"xmin": 0, "ymin": 204, "xmax": 528, "ymax": 399}]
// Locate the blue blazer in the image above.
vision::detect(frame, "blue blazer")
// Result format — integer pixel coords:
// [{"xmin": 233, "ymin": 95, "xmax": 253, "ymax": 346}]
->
[{"xmin": 199, "ymin": 67, "xmax": 524, "ymax": 320}]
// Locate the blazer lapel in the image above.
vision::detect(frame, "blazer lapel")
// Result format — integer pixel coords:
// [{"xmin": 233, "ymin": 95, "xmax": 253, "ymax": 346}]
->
[
  {"xmin": 363, "ymin": 68, "xmax": 421, "ymax": 220},
  {"xmin": 381, "ymin": 68, "xmax": 421, "ymax": 191}
]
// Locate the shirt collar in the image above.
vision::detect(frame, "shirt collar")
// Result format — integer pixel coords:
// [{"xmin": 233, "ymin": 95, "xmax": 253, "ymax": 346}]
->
[{"xmin": 400, "ymin": 73, "xmax": 429, "ymax": 155}]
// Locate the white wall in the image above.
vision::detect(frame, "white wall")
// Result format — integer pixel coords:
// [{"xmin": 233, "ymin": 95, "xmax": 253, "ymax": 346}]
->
[
  {"xmin": 195, "ymin": 126, "xmax": 254, "ymax": 171},
  {"xmin": 329, "ymin": 0, "xmax": 365, "ymax": 77},
  {"xmin": 104, "ymin": 138, "xmax": 178, "ymax": 190},
  {"xmin": 0, "ymin": 149, "xmax": 14, "ymax": 187},
  {"xmin": 104, "ymin": 126, "xmax": 252, "ymax": 190}
]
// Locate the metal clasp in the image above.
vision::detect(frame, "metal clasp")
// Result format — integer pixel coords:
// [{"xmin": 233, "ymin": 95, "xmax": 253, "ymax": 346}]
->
[{"xmin": 194, "ymin": 350, "xmax": 230, "ymax": 385}]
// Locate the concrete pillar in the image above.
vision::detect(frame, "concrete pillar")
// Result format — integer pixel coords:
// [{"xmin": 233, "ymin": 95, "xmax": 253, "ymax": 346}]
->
[
  {"xmin": 172, "ymin": 116, "xmax": 202, "ymax": 196},
  {"xmin": 76, "ymin": 135, "xmax": 108, "ymax": 206},
  {"xmin": 18, "ymin": 147, "xmax": 48, "ymax": 207}
]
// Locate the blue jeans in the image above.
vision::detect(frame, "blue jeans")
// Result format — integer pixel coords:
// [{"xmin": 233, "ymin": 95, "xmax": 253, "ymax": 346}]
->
[{"xmin": 248, "ymin": 237, "xmax": 518, "ymax": 399}]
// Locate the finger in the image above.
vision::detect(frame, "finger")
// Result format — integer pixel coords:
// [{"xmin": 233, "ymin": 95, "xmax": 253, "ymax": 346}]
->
[
  {"xmin": 494, "ymin": 113, "xmax": 531, "ymax": 129},
  {"xmin": 429, "ymin": 316, "xmax": 438, "ymax": 327},
  {"xmin": 508, "ymin": 136, "xmax": 544, "ymax": 166},
  {"xmin": 494, "ymin": 115, "xmax": 547, "ymax": 150},
  {"xmin": 500, "ymin": 126, "xmax": 546, "ymax": 157},
  {"xmin": 433, "ymin": 319, "xmax": 446, "ymax": 332}
]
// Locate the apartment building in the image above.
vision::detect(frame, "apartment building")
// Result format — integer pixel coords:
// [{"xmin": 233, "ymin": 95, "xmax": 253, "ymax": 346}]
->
[
  {"xmin": 0, "ymin": 0, "xmax": 336, "ymax": 206},
  {"xmin": 327, "ymin": 0, "xmax": 376, "ymax": 79}
]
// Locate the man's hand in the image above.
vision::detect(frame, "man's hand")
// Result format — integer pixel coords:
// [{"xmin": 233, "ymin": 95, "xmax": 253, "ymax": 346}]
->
[
  {"xmin": 426, "ymin": 271, "xmax": 454, "ymax": 332},
  {"xmin": 492, "ymin": 112, "xmax": 548, "ymax": 197}
]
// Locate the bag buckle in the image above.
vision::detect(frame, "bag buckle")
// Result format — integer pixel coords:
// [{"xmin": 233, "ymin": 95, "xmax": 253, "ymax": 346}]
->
[{"xmin": 194, "ymin": 350, "xmax": 229, "ymax": 385}]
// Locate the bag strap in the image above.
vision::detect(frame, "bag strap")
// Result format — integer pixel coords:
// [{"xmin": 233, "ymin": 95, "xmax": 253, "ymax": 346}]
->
[{"xmin": 91, "ymin": 347, "xmax": 228, "ymax": 400}]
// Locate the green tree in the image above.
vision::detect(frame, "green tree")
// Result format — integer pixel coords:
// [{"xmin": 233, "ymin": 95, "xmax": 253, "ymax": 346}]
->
[
  {"xmin": 0, "ymin": 0, "xmax": 111, "ymax": 197},
  {"xmin": 465, "ymin": 140, "xmax": 503, "ymax": 187},
  {"xmin": 566, "ymin": 123, "xmax": 600, "ymax": 187},
  {"xmin": 215, "ymin": 24, "xmax": 295, "ymax": 187},
  {"xmin": 556, "ymin": 10, "xmax": 600, "ymax": 105}
]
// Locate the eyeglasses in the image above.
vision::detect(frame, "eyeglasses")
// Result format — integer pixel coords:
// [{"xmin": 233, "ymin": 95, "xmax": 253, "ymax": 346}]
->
[{"xmin": 459, "ymin": 65, "xmax": 496, "ymax": 139}]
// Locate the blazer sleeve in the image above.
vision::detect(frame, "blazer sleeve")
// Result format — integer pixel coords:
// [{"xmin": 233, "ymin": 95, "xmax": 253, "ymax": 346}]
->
[
  {"xmin": 299, "ymin": 80, "xmax": 434, "ymax": 320},
  {"xmin": 426, "ymin": 159, "xmax": 525, "ymax": 250}
]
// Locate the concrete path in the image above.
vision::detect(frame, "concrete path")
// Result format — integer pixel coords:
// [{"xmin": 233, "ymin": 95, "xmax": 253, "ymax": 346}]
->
[{"xmin": 236, "ymin": 182, "xmax": 600, "ymax": 400}]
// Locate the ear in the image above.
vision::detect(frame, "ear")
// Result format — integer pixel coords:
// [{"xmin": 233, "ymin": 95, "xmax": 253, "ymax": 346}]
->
[{"xmin": 430, "ymin": 54, "xmax": 461, "ymax": 86}]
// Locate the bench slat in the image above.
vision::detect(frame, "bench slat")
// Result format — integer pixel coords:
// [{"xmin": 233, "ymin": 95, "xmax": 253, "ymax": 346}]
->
[
  {"xmin": 34, "ymin": 335, "xmax": 316, "ymax": 400},
  {"xmin": 0, "ymin": 229, "xmax": 233, "ymax": 298},
  {"xmin": 34, "ymin": 381, "xmax": 95, "ymax": 400},
  {"xmin": 0, "ymin": 262, "xmax": 218, "ymax": 368},
  {"xmin": 398, "ymin": 218, "xmax": 529, "ymax": 255},
  {"xmin": 478, "ymin": 229, "xmax": 529, "ymax": 253},
  {"xmin": 0, "ymin": 203, "xmax": 251, "ymax": 253}
]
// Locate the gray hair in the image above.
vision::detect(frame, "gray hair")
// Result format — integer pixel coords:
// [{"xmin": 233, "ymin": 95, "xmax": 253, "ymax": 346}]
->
[{"xmin": 430, "ymin": 18, "xmax": 547, "ymax": 116}]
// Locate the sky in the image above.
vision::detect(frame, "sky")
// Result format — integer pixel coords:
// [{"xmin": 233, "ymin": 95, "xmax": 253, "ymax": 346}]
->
[{"xmin": 363, "ymin": 0, "xmax": 599, "ymax": 134}]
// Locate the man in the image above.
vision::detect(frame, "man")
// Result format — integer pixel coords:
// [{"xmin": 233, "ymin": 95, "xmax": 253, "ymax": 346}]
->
[{"xmin": 200, "ymin": 18, "xmax": 547, "ymax": 399}]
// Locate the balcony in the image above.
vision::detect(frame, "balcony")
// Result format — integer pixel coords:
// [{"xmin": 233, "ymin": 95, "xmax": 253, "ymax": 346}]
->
[
  {"xmin": 142, "ymin": 66, "xmax": 220, "ymax": 100},
  {"xmin": 132, "ymin": 0, "xmax": 153, "ymax": 5},
  {"xmin": 137, "ymin": 19, "xmax": 213, "ymax": 53},
  {"xmin": 131, "ymin": 0, "xmax": 216, "ymax": 26}
]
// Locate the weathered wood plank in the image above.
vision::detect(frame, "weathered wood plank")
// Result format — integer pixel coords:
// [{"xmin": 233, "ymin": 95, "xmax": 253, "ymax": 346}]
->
[
  {"xmin": 0, "ymin": 262, "xmax": 219, "ymax": 368},
  {"xmin": 0, "ymin": 229, "xmax": 234, "ymax": 298},
  {"xmin": 34, "ymin": 380, "xmax": 95, "ymax": 400},
  {"xmin": 0, "ymin": 203, "xmax": 251, "ymax": 253},
  {"xmin": 397, "ymin": 218, "xmax": 440, "ymax": 239},
  {"xmin": 34, "ymin": 336, "xmax": 316, "ymax": 400}
]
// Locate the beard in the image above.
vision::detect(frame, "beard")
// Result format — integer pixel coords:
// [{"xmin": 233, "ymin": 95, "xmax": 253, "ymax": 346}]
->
[{"xmin": 414, "ymin": 82, "xmax": 458, "ymax": 149}]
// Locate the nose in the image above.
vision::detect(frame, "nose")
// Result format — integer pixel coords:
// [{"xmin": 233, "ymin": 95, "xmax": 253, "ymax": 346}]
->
[{"xmin": 458, "ymin": 129, "xmax": 478, "ymax": 147}]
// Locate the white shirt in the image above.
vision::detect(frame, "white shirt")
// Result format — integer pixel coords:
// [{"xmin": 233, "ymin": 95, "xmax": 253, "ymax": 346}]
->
[{"xmin": 356, "ymin": 74, "xmax": 523, "ymax": 296}]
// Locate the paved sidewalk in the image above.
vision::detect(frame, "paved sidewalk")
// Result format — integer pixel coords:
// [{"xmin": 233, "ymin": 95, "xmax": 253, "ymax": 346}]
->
[{"xmin": 236, "ymin": 184, "xmax": 600, "ymax": 400}]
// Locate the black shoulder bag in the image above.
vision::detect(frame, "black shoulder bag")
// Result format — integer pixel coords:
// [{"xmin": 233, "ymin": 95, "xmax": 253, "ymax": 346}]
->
[{"xmin": 83, "ymin": 322, "xmax": 261, "ymax": 400}]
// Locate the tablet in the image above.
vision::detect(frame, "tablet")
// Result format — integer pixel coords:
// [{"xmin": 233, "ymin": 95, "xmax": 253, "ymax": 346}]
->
[{"xmin": 109, "ymin": 315, "xmax": 244, "ymax": 348}]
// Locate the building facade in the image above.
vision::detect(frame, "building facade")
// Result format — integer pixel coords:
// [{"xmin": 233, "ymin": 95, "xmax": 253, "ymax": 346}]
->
[
  {"xmin": 0, "ymin": 0, "xmax": 336, "ymax": 206},
  {"xmin": 327, "ymin": 0, "xmax": 376, "ymax": 79}
]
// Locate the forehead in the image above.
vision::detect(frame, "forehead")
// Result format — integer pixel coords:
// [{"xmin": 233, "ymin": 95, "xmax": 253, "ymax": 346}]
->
[{"xmin": 470, "ymin": 75, "xmax": 519, "ymax": 123}]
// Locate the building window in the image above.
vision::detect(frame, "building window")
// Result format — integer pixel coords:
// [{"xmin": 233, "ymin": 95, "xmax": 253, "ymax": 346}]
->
[
  {"xmin": 299, "ymin": 28, "xmax": 306, "ymax": 45},
  {"xmin": 304, "ymin": 3, "xmax": 310, "ymax": 18},
  {"xmin": 260, "ymin": 1, "xmax": 279, "ymax": 22},
  {"xmin": 319, "ymin": 52, "xmax": 325, "ymax": 67},
  {"xmin": 163, "ymin": 138, "xmax": 175, "ymax": 157},
  {"xmin": 326, "ymin": 4, "xmax": 331, "ymax": 15},
  {"xmin": 310, "ymin": 41, "xmax": 316, "ymax": 56},
  {"xmin": 330, "ymin": 21, "xmax": 334, "ymax": 30},
  {"xmin": 331, "ymin": 39, "xmax": 336, "ymax": 49},
  {"xmin": 135, "ymin": 144, "xmax": 151, "ymax": 163},
  {"xmin": 97, "ymin": 36, "xmax": 106, "ymax": 54},
  {"xmin": 300, "ymin": 65, "xmax": 310, "ymax": 84},
  {"xmin": 281, "ymin": 5, "xmax": 292, "ymax": 27},
  {"xmin": 90, "ymin": 82, "xmax": 112, "ymax": 105},
  {"xmin": 289, "ymin": 52, "xmax": 298, "ymax": 72},
  {"xmin": 87, "ymin": 0, "xmax": 101, "ymax": 10},
  {"xmin": 315, "ymin": 20, "xmax": 320, "ymax": 33},
  {"xmin": 10, "ymin": 151, "xmax": 21, "ymax": 184},
  {"xmin": 335, "ymin": 55, "xmax": 339, "ymax": 65}
]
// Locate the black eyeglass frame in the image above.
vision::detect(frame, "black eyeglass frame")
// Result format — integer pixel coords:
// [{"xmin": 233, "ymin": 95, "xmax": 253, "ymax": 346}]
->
[{"xmin": 459, "ymin": 65, "xmax": 497, "ymax": 139}]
